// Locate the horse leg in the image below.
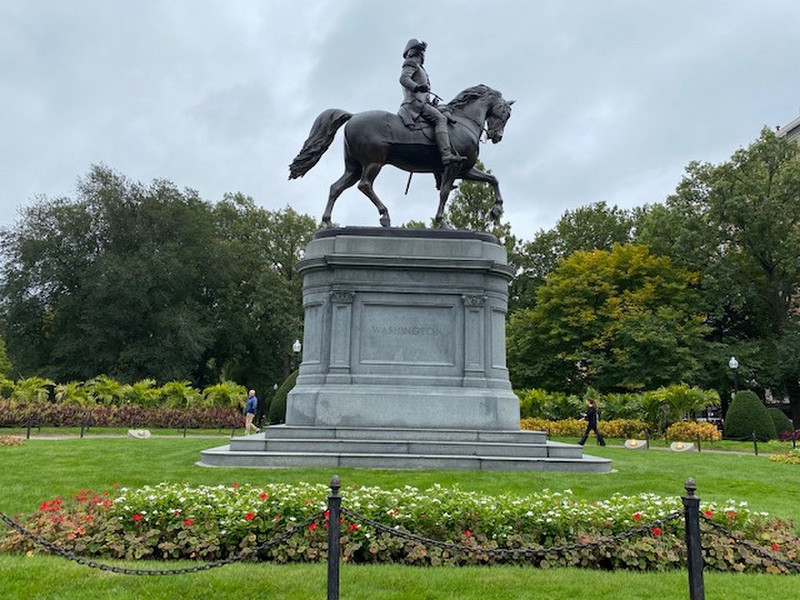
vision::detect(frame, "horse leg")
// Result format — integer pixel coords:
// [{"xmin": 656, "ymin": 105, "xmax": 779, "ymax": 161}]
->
[
  {"xmin": 323, "ymin": 162, "xmax": 361, "ymax": 227},
  {"xmin": 433, "ymin": 168, "xmax": 457, "ymax": 228},
  {"xmin": 460, "ymin": 166, "xmax": 504, "ymax": 221},
  {"xmin": 357, "ymin": 163, "xmax": 391, "ymax": 227}
]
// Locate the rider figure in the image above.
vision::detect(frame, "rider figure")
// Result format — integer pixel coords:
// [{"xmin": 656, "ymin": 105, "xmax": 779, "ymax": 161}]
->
[{"xmin": 399, "ymin": 39, "xmax": 466, "ymax": 166}]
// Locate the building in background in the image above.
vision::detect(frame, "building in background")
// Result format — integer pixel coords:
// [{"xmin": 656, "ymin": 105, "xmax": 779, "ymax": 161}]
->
[{"xmin": 777, "ymin": 114, "xmax": 800, "ymax": 144}]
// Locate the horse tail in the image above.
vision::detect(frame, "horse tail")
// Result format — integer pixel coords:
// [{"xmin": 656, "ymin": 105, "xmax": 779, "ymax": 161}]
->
[{"xmin": 288, "ymin": 109, "xmax": 353, "ymax": 179}]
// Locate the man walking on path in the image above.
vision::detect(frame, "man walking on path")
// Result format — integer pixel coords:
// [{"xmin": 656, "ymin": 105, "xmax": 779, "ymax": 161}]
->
[
  {"xmin": 578, "ymin": 398, "xmax": 605, "ymax": 446},
  {"xmin": 244, "ymin": 389, "xmax": 260, "ymax": 435}
]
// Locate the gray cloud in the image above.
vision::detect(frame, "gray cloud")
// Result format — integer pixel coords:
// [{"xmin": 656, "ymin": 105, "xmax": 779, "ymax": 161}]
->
[{"xmin": 1, "ymin": 0, "xmax": 798, "ymax": 241}]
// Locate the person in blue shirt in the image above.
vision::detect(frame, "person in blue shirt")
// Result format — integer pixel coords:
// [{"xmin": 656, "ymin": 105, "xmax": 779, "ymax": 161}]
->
[{"xmin": 244, "ymin": 389, "xmax": 260, "ymax": 435}]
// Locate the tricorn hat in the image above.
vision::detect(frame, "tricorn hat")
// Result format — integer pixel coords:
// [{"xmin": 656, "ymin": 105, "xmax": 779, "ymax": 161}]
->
[{"xmin": 403, "ymin": 38, "xmax": 427, "ymax": 58}]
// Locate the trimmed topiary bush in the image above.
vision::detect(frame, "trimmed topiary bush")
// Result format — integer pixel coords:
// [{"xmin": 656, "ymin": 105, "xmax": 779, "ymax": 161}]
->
[
  {"xmin": 724, "ymin": 390, "xmax": 776, "ymax": 442},
  {"xmin": 267, "ymin": 370, "xmax": 298, "ymax": 425},
  {"xmin": 768, "ymin": 407, "xmax": 794, "ymax": 437}
]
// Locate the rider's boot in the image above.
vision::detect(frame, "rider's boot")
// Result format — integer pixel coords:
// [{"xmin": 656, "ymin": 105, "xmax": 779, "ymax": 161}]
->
[{"xmin": 435, "ymin": 131, "xmax": 467, "ymax": 166}]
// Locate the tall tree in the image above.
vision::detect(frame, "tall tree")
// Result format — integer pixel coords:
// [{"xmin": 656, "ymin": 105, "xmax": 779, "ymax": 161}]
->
[
  {"xmin": 636, "ymin": 128, "xmax": 800, "ymax": 419},
  {"xmin": 513, "ymin": 202, "xmax": 635, "ymax": 310},
  {"xmin": 507, "ymin": 244, "xmax": 710, "ymax": 393}
]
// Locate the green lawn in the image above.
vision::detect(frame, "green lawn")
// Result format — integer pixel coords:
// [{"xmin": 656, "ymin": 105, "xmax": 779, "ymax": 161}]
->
[{"xmin": 1, "ymin": 437, "xmax": 799, "ymax": 598}]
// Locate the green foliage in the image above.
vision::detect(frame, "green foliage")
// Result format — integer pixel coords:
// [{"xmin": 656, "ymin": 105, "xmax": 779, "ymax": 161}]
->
[
  {"xmin": 267, "ymin": 370, "xmax": 298, "ymax": 424},
  {"xmin": 769, "ymin": 449, "xmax": 800, "ymax": 465},
  {"xmin": 202, "ymin": 381, "xmax": 247, "ymax": 410},
  {"xmin": 513, "ymin": 202, "xmax": 635, "ymax": 310},
  {"xmin": 724, "ymin": 390, "xmax": 776, "ymax": 441},
  {"xmin": 0, "ymin": 167, "xmax": 316, "ymax": 391},
  {"xmin": 54, "ymin": 382, "xmax": 91, "ymax": 406},
  {"xmin": 84, "ymin": 375, "xmax": 122, "ymax": 406},
  {"xmin": 159, "ymin": 381, "xmax": 201, "ymax": 409},
  {"xmin": 665, "ymin": 421, "xmax": 722, "ymax": 442},
  {"xmin": 767, "ymin": 407, "xmax": 794, "ymax": 436},
  {"xmin": 0, "ymin": 338, "xmax": 13, "ymax": 378},
  {"xmin": 508, "ymin": 244, "xmax": 710, "ymax": 393},
  {"xmin": 10, "ymin": 377, "xmax": 54, "ymax": 404},
  {"xmin": 119, "ymin": 379, "xmax": 160, "ymax": 408}
]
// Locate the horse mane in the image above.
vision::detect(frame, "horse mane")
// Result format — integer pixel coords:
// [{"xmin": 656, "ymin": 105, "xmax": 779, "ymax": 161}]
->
[{"xmin": 447, "ymin": 84, "xmax": 500, "ymax": 110}]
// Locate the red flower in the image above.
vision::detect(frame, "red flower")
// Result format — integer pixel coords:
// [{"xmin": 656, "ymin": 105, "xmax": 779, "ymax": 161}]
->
[
  {"xmin": 632, "ymin": 513, "xmax": 642, "ymax": 521},
  {"xmin": 772, "ymin": 543, "xmax": 780, "ymax": 551},
  {"xmin": 324, "ymin": 510, "xmax": 330, "ymax": 519},
  {"xmin": 651, "ymin": 527, "xmax": 661, "ymax": 536},
  {"xmin": 173, "ymin": 510, "xmax": 181, "ymax": 516},
  {"xmin": 308, "ymin": 523, "xmax": 318, "ymax": 531},
  {"xmin": 464, "ymin": 530, "xmax": 472, "ymax": 537},
  {"xmin": 84, "ymin": 515, "xmax": 94, "ymax": 522},
  {"xmin": 348, "ymin": 523, "xmax": 360, "ymax": 531},
  {"xmin": 703, "ymin": 509, "xmax": 714, "ymax": 518},
  {"xmin": 232, "ymin": 482, "xmax": 240, "ymax": 489},
  {"xmin": 259, "ymin": 493, "xmax": 269, "ymax": 500},
  {"xmin": 273, "ymin": 515, "xmax": 282, "ymax": 522},
  {"xmin": 132, "ymin": 513, "xmax": 143, "ymax": 521},
  {"xmin": 726, "ymin": 511, "xmax": 736, "ymax": 519},
  {"xmin": 244, "ymin": 512, "xmax": 255, "ymax": 521},
  {"xmin": 183, "ymin": 519, "xmax": 195, "ymax": 526},
  {"xmin": 101, "ymin": 500, "xmax": 113, "ymax": 508}
]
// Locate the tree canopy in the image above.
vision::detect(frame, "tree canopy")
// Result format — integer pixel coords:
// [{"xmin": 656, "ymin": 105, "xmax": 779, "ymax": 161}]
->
[{"xmin": 0, "ymin": 165, "xmax": 317, "ymax": 393}]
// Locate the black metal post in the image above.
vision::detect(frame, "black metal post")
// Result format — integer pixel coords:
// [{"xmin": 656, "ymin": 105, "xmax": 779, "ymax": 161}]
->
[
  {"xmin": 696, "ymin": 433, "xmax": 701, "ymax": 453},
  {"xmin": 682, "ymin": 478, "xmax": 705, "ymax": 600},
  {"xmin": 645, "ymin": 430, "xmax": 650, "ymax": 450},
  {"xmin": 231, "ymin": 425, "xmax": 236, "ymax": 438},
  {"xmin": 327, "ymin": 475, "xmax": 341, "ymax": 600},
  {"xmin": 80, "ymin": 419, "xmax": 86, "ymax": 438},
  {"xmin": 793, "ymin": 435, "xmax": 796, "ymax": 450},
  {"xmin": 26, "ymin": 417, "xmax": 32, "ymax": 440},
  {"xmin": 183, "ymin": 421, "xmax": 188, "ymax": 438},
  {"xmin": 752, "ymin": 431, "xmax": 758, "ymax": 456}
]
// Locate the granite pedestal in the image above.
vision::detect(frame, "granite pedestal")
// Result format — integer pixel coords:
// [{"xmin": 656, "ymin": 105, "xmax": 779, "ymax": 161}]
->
[{"xmin": 200, "ymin": 228, "xmax": 610, "ymax": 473}]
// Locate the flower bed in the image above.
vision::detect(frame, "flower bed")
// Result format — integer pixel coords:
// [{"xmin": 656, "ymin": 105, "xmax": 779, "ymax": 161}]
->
[{"xmin": 2, "ymin": 482, "xmax": 797, "ymax": 573}]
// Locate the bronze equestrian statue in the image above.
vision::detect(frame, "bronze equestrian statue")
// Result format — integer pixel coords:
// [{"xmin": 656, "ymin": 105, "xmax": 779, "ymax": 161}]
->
[{"xmin": 289, "ymin": 39, "xmax": 514, "ymax": 229}]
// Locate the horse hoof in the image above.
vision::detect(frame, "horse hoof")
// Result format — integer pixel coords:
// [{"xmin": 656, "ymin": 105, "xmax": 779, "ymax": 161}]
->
[
  {"xmin": 380, "ymin": 215, "xmax": 391, "ymax": 228},
  {"xmin": 321, "ymin": 218, "xmax": 332, "ymax": 229}
]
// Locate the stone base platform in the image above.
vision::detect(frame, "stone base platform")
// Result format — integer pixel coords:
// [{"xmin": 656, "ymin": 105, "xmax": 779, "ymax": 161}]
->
[{"xmin": 199, "ymin": 425, "xmax": 612, "ymax": 473}]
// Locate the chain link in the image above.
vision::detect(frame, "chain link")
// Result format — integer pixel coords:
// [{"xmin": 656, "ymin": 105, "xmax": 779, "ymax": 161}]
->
[
  {"xmin": 700, "ymin": 515, "xmax": 800, "ymax": 573},
  {"xmin": 340, "ymin": 507, "xmax": 683, "ymax": 559},
  {"xmin": 0, "ymin": 508, "xmax": 325, "ymax": 576}
]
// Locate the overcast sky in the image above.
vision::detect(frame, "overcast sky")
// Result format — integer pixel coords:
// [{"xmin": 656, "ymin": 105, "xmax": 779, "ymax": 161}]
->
[{"xmin": 2, "ymin": 0, "xmax": 798, "ymax": 242}]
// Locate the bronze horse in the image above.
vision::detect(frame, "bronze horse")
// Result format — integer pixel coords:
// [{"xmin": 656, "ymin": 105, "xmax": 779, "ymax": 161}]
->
[{"xmin": 289, "ymin": 85, "xmax": 513, "ymax": 228}]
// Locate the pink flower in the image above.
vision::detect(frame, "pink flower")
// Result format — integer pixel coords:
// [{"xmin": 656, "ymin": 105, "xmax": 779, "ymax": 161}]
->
[
  {"xmin": 132, "ymin": 514, "xmax": 143, "ymax": 522},
  {"xmin": 244, "ymin": 512, "xmax": 255, "ymax": 521}
]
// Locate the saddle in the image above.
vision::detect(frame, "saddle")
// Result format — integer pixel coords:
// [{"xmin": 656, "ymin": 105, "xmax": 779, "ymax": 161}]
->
[{"xmin": 398, "ymin": 103, "xmax": 458, "ymax": 142}]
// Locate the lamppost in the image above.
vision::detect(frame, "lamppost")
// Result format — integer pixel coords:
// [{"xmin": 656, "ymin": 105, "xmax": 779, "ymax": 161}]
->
[
  {"xmin": 728, "ymin": 356, "xmax": 739, "ymax": 394},
  {"xmin": 292, "ymin": 339, "xmax": 302, "ymax": 371}
]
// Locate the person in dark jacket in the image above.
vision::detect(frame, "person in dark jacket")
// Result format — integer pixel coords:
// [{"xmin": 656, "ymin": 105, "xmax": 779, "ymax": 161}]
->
[
  {"xmin": 578, "ymin": 398, "xmax": 605, "ymax": 446},
  {"xmin": 244, "ymin": 389, "xmax": 260, "ymax": 435}
]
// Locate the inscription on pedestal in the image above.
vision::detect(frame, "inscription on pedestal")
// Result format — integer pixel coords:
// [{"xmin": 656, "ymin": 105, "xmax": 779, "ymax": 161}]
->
[{"xmin": 360, "ymin": 303, "xmax": 456, "ymax": 365}]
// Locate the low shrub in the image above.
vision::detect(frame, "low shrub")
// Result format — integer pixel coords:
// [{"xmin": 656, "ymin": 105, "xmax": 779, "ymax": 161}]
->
[
  {"xmin": 520, "ymin": 418, "xmax": 647, "ymax": 439},
  {"xmin": 778, "ymin": 429, "xmax": 800, "ymax": 442},
  {"xmin": 268, "ymin": 370, "xmax": 298, "ymax": 425},
  {"xmin": 769, "ymin": 450, "xmax": 800, "ymax": 465},
  {"xmin": 0, "ymin": 400, "xmax": 241, "ymax": 429},
  {"xmin": 665, "ymin": 421, "xmax": 722, "ymax": 442},
  {"xmin": 768, "ymin": 407, "xmax": 794, "ymax": 437},
  {"xmin": 0, "ymin": 435, "xmax": 24, "ymax": 447},
  {"xmin": 2, "ymin": 482, "xmax": 796, "ymax": 574},
  {"xmin": 724, "ymin": 390, "xmax": 776, "ymax": 442}
]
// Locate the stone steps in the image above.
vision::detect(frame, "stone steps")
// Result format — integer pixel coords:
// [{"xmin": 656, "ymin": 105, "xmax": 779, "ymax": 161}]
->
[{"xmin": 199, "ymin": 426, "xmax": 612, "ymax": 473}]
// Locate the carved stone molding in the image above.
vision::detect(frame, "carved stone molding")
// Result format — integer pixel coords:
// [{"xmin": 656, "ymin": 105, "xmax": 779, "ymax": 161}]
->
[
  {"xmin": 461, "ymin": 294, "xmax": 487, "ymax": 307},
  {"xmin": 330, "ymin": 290, "xmax": 356, "ymax": 303}
]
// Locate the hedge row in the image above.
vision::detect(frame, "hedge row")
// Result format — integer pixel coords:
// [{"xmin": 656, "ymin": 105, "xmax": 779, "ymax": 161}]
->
[{"xmin": 0, "ymin": 401, "xmax": 241, "ymax": 429}]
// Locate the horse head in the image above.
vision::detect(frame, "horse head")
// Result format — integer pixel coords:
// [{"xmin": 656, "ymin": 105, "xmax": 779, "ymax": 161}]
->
[
  {"xmin": 486, "ymin": 96, "xmax": 513, "ymax": 144},
  {"xmin": 448, "ymin": 85, "xmax": 513, "ymax": 144}
]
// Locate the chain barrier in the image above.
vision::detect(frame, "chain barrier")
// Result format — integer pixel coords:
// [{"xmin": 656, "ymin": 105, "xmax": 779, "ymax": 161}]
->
[
  {"xmin": 340, "ymin": 506, "xmax": 684, "ymax": 560},
  {"xmin": 700, "ymin": 515, "xmax": 800, "ymax": 573},
  {"xmin": 0, "ymin": 508, "xmax": 325, "ymax": 576}
]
